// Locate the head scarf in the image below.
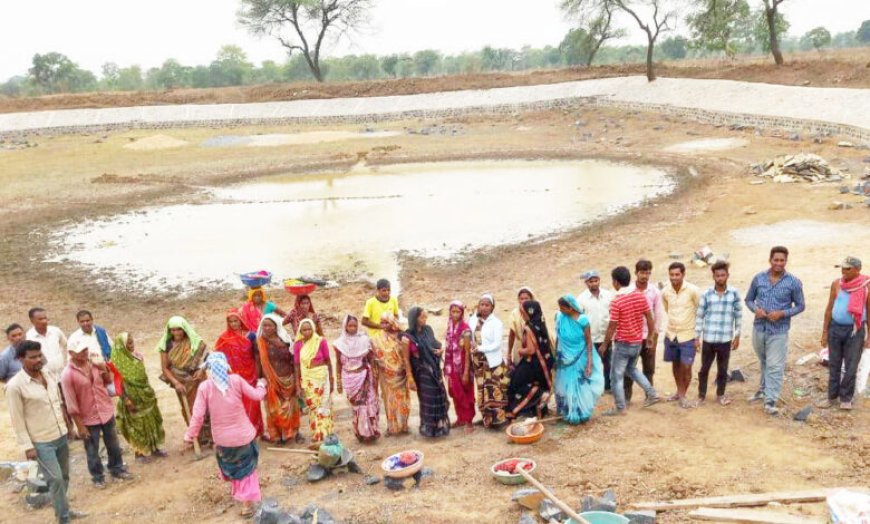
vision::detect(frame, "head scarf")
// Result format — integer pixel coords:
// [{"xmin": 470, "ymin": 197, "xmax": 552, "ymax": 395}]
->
[
  {"xmin": 406, "ymin": 307, "xmax": 441, "ymax": 352},
  {"xmin": 560, "ymin": 294, "xmax": 582, "ymax": 314},
  {"xmin": 517, "ymin": 286, "xmax": 535, "ymax": 300},
  {"xmin": 295, "ymin": 318, "xmax": 320, "ymax": 343},
  {"xmin": 522, "ymin": 300, "xmax": 553, "ymax": 357},
  {"xmin": 215, "ymin": 309, "xmax": 251, "ymax": 352},
  {"xmin": 205, "ymin": 352, "xmax": 231, "ymax": 395},
  {"xmin": 379, "ymin": 311, "xmax": 402, "ymax": 333},
  {"xmin": 257, "ymin": 313, "xmax": 293, "ymax": 345},
  {"xmin": 479, "ymin": 293, "xmax": 496, "ymax": 309},
  {"xmin": 155, "ymin": 316, "xmax": 204, "ymax": 354},
  {"xmin": 247, "ymin": 287, "xmax": 268, "ymax": 303},
  {"xmin": 334, "ymin": 315, "xmax": 371, "ymax": 358},
  {"xmin": 445, "ymin": 301, "xmax": 470, "ymax": 374}
]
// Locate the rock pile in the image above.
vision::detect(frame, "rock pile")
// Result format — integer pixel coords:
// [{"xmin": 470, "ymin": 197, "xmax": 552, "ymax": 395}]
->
[{"xmin": 750, "ymin": 153, "xmax": 845, "ymax": 184}]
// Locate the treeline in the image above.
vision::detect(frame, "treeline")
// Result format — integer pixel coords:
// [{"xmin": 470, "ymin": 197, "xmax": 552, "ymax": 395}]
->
[{"xmin": 2, "ymin": 20, "xmax": 869, "ymax": 97}]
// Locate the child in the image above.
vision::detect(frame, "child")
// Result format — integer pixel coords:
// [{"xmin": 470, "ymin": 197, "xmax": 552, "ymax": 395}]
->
[{"xmin": 361, "ymin": 279, "xmax": 400, "ymax": 338}]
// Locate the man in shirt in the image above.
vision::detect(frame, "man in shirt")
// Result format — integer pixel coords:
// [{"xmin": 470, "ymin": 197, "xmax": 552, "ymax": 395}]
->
[
  {"xmin": 361, "ymin": 279, "xmax": 400, "ymax": 337},
  {"xmin": 662, "ymin": 262, "xmax": 701, "ymax": 408},
  {"xmin": 26, "ymin": 307, "xmax": 68, "ymax": 377},
  {"xmin": 467, "ymin": 293, "xmax": 510, "ymax": 428},
  {"xmin": 601, "ymin": 266, "xmax": 662, "ymax": 415},
  {"xmin": 6, "ymin": 341, "xmax": 87, "ymax": 523},
  {"xmin": 0, "ymin": 323, "xmax": 25, "ymax": 382},
  {"xmin": 624, "ymin": 259, "xmax": 665, "ymax": 404},
  {"xmin": 61, "ymin": 339, "xmax": 132, "ymax": 489},
  {"xmin": 820, "ymin": 256, "xmax": 869, "ymax": 411},
  {"xmin": 66, "ymin": 310, "xmax": 113, "ymax": 363},
  {"xmin": 577, "ymin": 270, "xmax": 615, "ymax": 391},
  {"xmin": 694, "ymin": 261, "xmax": 742, "ymax": 405},
  {"xmin": 744, "ymin": 246, "xmax": 805, "ymax": 415}
]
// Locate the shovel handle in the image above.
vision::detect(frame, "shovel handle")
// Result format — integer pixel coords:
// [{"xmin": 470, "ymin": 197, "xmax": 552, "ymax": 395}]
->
[
  {"xmin": 518, "ymin": 415, "xmax": 562, "ymax": 426},
  {"xmin": 517, "ymin": 467, "xmax": 589, "ymax": 524},
  {"xmin": 180, "ymin": 395, "xmax": 202, "ymax": 457},
  {"xmin": 266, "ymin": 447, "xmax": 319, "ymax": 455}
]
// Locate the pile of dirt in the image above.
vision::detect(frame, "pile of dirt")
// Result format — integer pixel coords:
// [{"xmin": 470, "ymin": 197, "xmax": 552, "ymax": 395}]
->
[
  {"xmin": 750, "ymin": 153, "xmax": 845, "ymax": 183},
  {"xmin": 123, "ymin": 134, "xmax": 188, "ymax": 151}
]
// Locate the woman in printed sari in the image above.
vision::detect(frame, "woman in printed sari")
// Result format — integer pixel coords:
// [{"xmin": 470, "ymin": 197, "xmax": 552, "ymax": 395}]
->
[
  {"xmin": 334, "ymin": 315, "xmax": 380, "ymax": 442},
  {"xmin": 507, "ymin": 300, "xmax": 555, "ymax": 420},
  {"xmin": 185, "ymin": 353, "xmax": 265, "ymax": 518},
  {"xmin": 370, "ymin": 312, "xmax": 414, "ymax": 435},
  {"xmin": 553, "ymin": 295, "xmax": 604, "ymax": 424},
  {"xmin": 239, "ymin": 288, "xmax": 285, "ymax": 336},
  {"xmin": 444, "ymin": 301, "xmax": 475, "ymax": 433},
  {"xmin": 256, "ymin": 314, "xmax": 301, "ymax": 444},
  {"xmin": 468, "ymin": 294, "xmax": 510, "ymax": 429},
  {"xmin": 403, "ymin": 307, "xmax": 451, "ymax": 438},
  {"xmin": 112, "ymin": 332, "xmax": 166, "ymax": 463},
  {"xmin": 157, "ymin": 315, "xmax": 211, "ymax": 445},
  {"xmin": 294, "ymin": 318, "xmax": 335, "ymax": 446},
  {"xmin": 215, "ymin": 309, "xmax": 262, "ymax": 436},
  {"xmin": 507, "ymin": 287, "xmax": 535, "ymax": 371},
  {"xmin": 283, "ymin": 294, "xmax": 323, "ymax": 337}
]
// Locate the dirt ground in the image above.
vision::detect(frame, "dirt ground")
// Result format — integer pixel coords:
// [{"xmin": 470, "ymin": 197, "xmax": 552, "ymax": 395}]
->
[
  {"xmin": 1, "ymin": 48, "xmax": 868, "ymax": 114},
  {"xmin": 0, "ymin": 103, "xmax": 868, "ymax": 523}
]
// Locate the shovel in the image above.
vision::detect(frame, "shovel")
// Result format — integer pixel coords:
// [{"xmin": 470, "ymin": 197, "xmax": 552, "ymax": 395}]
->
[
  {"xmin": 517, "ymin": 467, "xmax": 590, "ymax": 524},
  {"xmin": 181, "ymin": 395, "xmax": 206, "ymax": 461}
]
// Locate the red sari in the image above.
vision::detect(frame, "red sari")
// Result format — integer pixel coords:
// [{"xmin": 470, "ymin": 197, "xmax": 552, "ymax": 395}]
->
[
  {"xmin": 214, "ymin": 309, "xmax": 263, "ymax": 436},
  {"xmin": 444, "ymin": 301, "xmax": 476, "ymax": 425}
]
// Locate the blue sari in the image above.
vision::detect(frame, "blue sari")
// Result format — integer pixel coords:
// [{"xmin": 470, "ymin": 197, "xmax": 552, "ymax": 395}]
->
[{"xmin": 554, "ymin": 296, "xmax": 604, "ymax": 424}]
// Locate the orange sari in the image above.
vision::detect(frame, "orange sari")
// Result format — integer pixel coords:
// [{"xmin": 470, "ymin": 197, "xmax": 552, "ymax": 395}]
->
[{"xmin": 257, "ymin": 337, "xmax": 300, "ymax": 441}]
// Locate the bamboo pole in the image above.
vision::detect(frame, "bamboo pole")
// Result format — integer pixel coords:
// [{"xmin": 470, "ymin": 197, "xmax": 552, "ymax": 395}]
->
[{"xmin": 517, "ymin": 467, "xmax": 590, "ymax": 524}]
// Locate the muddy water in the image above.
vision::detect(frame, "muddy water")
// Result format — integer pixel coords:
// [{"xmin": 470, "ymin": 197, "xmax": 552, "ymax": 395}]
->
[
  {"xmin": 201, "ymin": 130, "xmax": 400, "ymax": 148},
  {"xmin": 50, "ymin": 160, "xmax": 674, "ymax": 292}
]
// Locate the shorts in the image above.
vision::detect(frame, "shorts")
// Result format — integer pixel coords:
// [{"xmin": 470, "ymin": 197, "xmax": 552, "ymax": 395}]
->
[{"xmin": 664, "ymin": 338, "xmax": 696, "ymax": 365}]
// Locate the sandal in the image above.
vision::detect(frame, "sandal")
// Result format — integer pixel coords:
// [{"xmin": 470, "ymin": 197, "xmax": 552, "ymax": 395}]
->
[
  {"xmin": 679, "ymin": 398, "xmax": 697, "ymax": 409},
  {"xmin": 665, "ymin": 393, "xmax": 680, "ymax": 402},
  {"xmin": 240, "ymin": 504, "xmax": 255, "ymax": 518},
  {"xmin": 717, "ymin": 397, "xmax": 732, "ymax": 406}
]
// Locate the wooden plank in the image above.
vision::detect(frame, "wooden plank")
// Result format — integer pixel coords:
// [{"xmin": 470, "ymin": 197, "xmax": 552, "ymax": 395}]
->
[
  {"xmin": 689, "ymin": 507, "xmax": 824, "ymax": 524},
  {"xmin": 631, "ymin": 487, "xmax": 867, "ymax": 512}
]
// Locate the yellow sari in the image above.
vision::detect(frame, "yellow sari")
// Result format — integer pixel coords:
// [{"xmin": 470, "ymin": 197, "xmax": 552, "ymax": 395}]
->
[{"xmin": 295, "ymin": 319, "xmax": 334, "ymax": 442}]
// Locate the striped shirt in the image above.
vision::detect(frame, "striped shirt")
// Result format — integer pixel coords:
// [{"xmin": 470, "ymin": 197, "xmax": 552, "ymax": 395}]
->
[
  {"xmin": 610, "ymin": 289, "xmax": 651, "ymax": 343},
  {"xmin": 695, "ymin": 286, "xmax": 743, "ymax": 343},
  {"xmin": 744, "ymin": 270, "xmax": 805, "ymax": 335}
]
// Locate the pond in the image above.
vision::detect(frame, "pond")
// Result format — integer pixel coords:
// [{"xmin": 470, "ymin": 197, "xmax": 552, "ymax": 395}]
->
[{"xmin": 49, "ymin": 159, "xmax": 675, "ymax": 292}]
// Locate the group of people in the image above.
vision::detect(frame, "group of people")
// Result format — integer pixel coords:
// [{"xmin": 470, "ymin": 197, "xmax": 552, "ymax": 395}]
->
[{"xmin": 4, "ymin": 247, "xmax": 868, "ymax": 523}]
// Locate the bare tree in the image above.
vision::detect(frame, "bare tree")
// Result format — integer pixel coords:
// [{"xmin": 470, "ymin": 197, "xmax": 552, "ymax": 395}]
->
[
  {"xmin": 583, "ymin": 3, "xmax": 626, "ymax": 66},
  {"xmin": 238, "ymin": 0, "xmax": 374, "ymax": 82},
  {"xmin": 761, "ymin": 0, "xmax": 786, "ymax": 65}
]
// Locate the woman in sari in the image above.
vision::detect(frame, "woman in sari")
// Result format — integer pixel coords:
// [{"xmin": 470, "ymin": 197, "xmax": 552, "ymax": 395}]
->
[
  {"xmin": 403, "ymin": 307, "xmax": 451, "ymax": 438},
  {"xmin": 553, "ymin": 295, "xmax": 604, "ymax": 424},
  {"xmin": 468, "ymin": 294, "xmax": 510, "ymax": 429},
  {"xmin": 256, "ymin": 314, "xmax": 301, "ymax": 444},
  {"xmin": 283, "ymin": 294, "xmax": 323, "ymax": 337},
  {"xmin": 507, "ymin": 287, "xmax": 535, "ymax": 371},
  {"xmin": 506, "ymin": 300, "xmax": 555, "ymax": 419},
  {"xmin": 334, "ymin": 315, "xmax": 380, "ymax": 442},
  {"xmin": 215, "ymin": 309, "xmax": 262, "ymax": 436},
  {"xmin": 185, "ymin": 353, "xmax": 265, "ymax": 518},
  {"xmin": 294, "ymin": 318, "xmax": 335, "ymax": 446},
  {"xmin": 239, "ymin": 288, "xmax": 285, "ymax": 336},
  {"xmin": 111, "ymin": 332, "xmax": 166, "ymax": 462},
  {"xmin": 370, "ymin": 312, "xmax": 414, "ymax": 435},
  {"xmin": 157, "ymin": 315, "xmax": 211, "ymax": 445},
  {"xmin": 444, "ymin": 301, "xmax": 475, "ymax": 433}
]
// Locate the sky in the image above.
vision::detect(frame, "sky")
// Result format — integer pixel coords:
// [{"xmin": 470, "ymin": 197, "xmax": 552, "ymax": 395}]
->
[{"xmin": 1, "ymin": 0, "xmax": 868, "ymax": 80}]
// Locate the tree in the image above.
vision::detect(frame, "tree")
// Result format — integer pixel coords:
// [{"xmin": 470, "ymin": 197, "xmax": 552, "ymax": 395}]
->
[
  {"xmin": 251, "ymin": 60, "xmax": 284, "ymax": 83},
  {"xmin": 152, "ymin": 59, "xmax": 190, "ymax": 89},
  {"xmin": 380, "ymin": 54, "xmax": 399, "ymax": 77},
  {"xmin": 27, "ymin": 52, "xmax": 96, "ymax": 93},
  {"xmin": 560, "ymin": 28, "xmax": 593, "ymax": 65},
  {"xmin": 761, "ymin": 0, "xmax": 787, "ymax": 65},
  {"xmin": 752, "ymin": 7, "xmax": 788, "ymax": 56},
  {"xmin": 856, "ymin": 20, "xmax": 870, "ymax": 44},
  {"xmin": 238, "ymin": 0, "xmax": 373, "ymax": 82},
  {"xmin": 687, "ymin": 0, "xmax": 751, "ymax": 59},
  {"xmin": 116, "ymin": 66, "xmax": 144, "ymax": 91},
  {"xmin": 412, "ymin": 50, "xmax": 441, "ymax": 76},
  {"xmin": 802, "ymin": 27, "xmax": 831, "ymax": 53},
  {"xmin": 209, "ymin": 44, "xmax": 253, "ymax": 86},
  {"xmin": 100, "ymin": 62, "xmax": 120, "ymax": 90},
  {"xmin": 659, "ymin": 36, "xmax": 688, "ymax": 59},
  {"xmin": 562, "ymin": 0, "xmax": 676, "ymax": 81}
]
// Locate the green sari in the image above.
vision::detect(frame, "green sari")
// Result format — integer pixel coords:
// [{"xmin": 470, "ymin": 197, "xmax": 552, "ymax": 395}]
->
[{"xmin": 112, "ymin": 333, "xmax": 165, "ymax": 455}]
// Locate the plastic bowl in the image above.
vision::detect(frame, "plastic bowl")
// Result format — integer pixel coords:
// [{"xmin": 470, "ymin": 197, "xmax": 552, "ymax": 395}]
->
[
  {"xmin": 490, "ymin": 458, "xmax": 536, "ymax": 485},
  {"xmin": 241, "ymin": 271, "xmax": 272, "ymax": 288},
  {"xmin": 505, "ymin": 422, "xmax": 544, "ymax": 444},
  {"xmin": 567, "ymin": 512, "xmax": 630, "ymax": 524},
  {"xmin": 381, "ymin": 450, "xmax": 424, "ymax": 479},
  {"xmin": 284, "ymin": 279, "xmax": 317, "ymax": 296}
]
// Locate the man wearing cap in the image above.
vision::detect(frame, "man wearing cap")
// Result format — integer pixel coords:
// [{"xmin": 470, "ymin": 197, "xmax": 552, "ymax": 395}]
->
[
  {"xmin": 60, "ymin": 339, "xmax": 132, "ymax": 489},
  {"xmin": 820, "ymin": 256, "xmax": 869, "ymax": 410},
  {"xmin": 577, "ymin": 270, "xmax": 615, "ymax": 391}
]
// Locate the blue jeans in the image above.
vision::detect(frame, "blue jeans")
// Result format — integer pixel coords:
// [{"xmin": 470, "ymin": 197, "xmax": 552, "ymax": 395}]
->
[
  {"xmin": 611, "ymin": 341, "xmax": 657, "ymax": 410},
  {"xmin": 827, "ymin": 323, "xmax": 865, "ymax": 402},
  {"xmin": 84, "ymin": 416, "xmax": 125, "ymax": 482},
  {"xmin": 752, "ymin": 330, "xmax": 788, "ymax": 405},
  {"xmin": 34, "ymin": 435, "xmax": 70, "ymax": 523}
]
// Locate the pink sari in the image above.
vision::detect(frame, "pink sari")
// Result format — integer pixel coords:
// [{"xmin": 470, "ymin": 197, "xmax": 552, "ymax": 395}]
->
[
  {"xmin": 445, "ymin": 301, "xmax": 476, "ymax": 425},
  {"xmin": 335, "ymin": 316, "xmax": 381, "ymax": 442}
]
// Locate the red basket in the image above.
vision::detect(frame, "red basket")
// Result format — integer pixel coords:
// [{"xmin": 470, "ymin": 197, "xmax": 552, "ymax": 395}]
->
[{"xmin": 284, "ymin": 282, "xmax": 317, "ymax": 296}]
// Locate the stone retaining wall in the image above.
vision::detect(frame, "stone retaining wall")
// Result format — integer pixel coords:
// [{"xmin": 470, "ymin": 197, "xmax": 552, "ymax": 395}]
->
[{"xmin": 1, "ymin": 95, "xmax": 867, "ymax": 142}]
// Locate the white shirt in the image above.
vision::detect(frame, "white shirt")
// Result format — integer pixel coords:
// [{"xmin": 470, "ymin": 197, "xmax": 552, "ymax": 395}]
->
[
  {"xmin": 577, "ymin": 288, "xmax": 614, "ymax": 344},
  {"xmin": 468, "ymin": 313, "xmax": 504, "ymax": 369},
  {"xmin": 26, "ymin": 326, "xmax": 68, "ymax": 376},
  {"xmin": 67, "ymin": 328, "xmax": 108, "ymax": 364}
]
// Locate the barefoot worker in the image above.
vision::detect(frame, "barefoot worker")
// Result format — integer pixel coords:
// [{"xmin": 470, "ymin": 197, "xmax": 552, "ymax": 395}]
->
[
  {"xmin": 215, "ymin": 309, "xmax": 262, "ymax": 436},
  {"xmin": 820, "ymin": 256, "xmax": 869, "ymax": 411},
  {"xmin": 662, "ymin": 262, "xmax": 701, "ymax": 409},
  {"xmin": 283, "ymin": 294, "xmax": 323, "ymax": 337},
  {"xmin": 404, "ymin": 307, "xmax": 451, "ymax": 438},
  {"xmin": 62, "ymin": 338, "xmax": 133, "ymax": 489},
  {"xmin": 744, "ymin": 246, "xmax": 805, "ymax": 416},
  {"xmin": 111, "ymin": 332, "xmax": 167, "ymax": 463},
  {"xmin": 444, "ymin": 301, "xmax": 475, "ymax": 432},
  {"xmin": 370, "ymin": 312, "xmax": 414, "ymax": 435},
  {"xmin": 695, "ymin": 262, "xmax": 742, "ymax": 406},
  {"xmin": 294, "ymin": 319, "xmax": 335, "ymax": 445},
  {"xmin": 507, "ymin": 287, "xmax": 535, "ymax": 371},
  {"xmin": 334, "ymin": 315, "xmax": 381, "ymax": 442},
  {"xmin": 361, "ymin": 279, "xmax": 400, "ymax": 337},
  {"xmin": 507, "ymin": 300, "xmax": 554, "ymax": 421},
  {"xmin": 185, "ymin": 353, "xmax": 266, "ymax": 518},
  {"xmin": 239, "ymin": 288, "xmax": 285, "ymax": 338},
  {"xmin": 469, "ymin": 294, "xmax": 510, "ymax": 429},
  {"xmin": 7, "ymin": 341, "xmax": 88, "ymax": 523},
  {"xmin": 157, "ymin": 316, "xmax": 211, "ymax": 445},
  {"xmin": 554, "ymin": 296, "xmax": 603, "ymax": 424},
  {"xmin": 256, "ymin": 314, "xmax": 301, "ymax": 444},
  {"xmin": 624, "ymin": 261, "xmax": 664, "ymax": 406}
]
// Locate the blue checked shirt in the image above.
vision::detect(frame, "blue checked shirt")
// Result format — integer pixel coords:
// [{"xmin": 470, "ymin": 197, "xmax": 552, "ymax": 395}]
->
[
  {"xmin": 744, "ymin": 270, "xmax": 805, "ymax": 335},
  {"xmin": 695, "ymin": 287, "xmax": 743, "ymax": 343}
]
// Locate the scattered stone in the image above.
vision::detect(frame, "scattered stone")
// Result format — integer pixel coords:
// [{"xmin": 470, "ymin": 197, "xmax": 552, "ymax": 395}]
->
[
  {"xmin": 828, "ymin": 201, "xmax": 852, "ymax": 210},
  {"xmin": 384, "ymin": 476, "xmax": 409, "ymax": 491},
  {"xmin": 27, "ymin": 476, "xmax": 48, "ymax": 493},
  {"xmin": 729, "ymin": 369, "xmax": 745, "ymax": 382},
  {"xmin": 282, "ymin": 475, "xmax": 300, "ymax": 488},
  {"xmin": 301, "ymin": 504, "xmax": 337, "ymax": 524},
  {"xmin": 420, "ymin": 467, "xmax": 435, "ymax": 479},
  {"xmin": 688, "ymin": 166, "xmax": 699, "ymax": 178},
  {"xmin": 539, "ymin": 499, "xmax": 566, "ymax": 522},
  {"xmin": 749, "ymin": 180, "xmax": 764, "ymax": 185},
  {"xmin": 254, "ymin": 498, "xmax": 298, "ymax": 524},
  {"xmin": 840, "ymin": 185, "xmax": 852, "ymax": 194},
  {"xmin": 794, "ymin": 406, "xmax": 813, "ymax": 422},
  {"xmin": 742, "ymin": 206, "xmax": 757, "ymax": 215},
  {"xmin": 788, "ymin": 133, "xmax": 800, "ymax": 141},
  {"xmin": 306, "ymin": 464, "xmax": 328, "ymax": 483},
  {"xmin": 624, "ymin": 510, "xmax": 657, "ymax": 524},
  {"xmin": 364, "ymin": 474, "xmax": 381, "ymax": 485},
  {"xmin": 0, "ymin": 464, "xmax": 14, "ymax": 481},
  {"xmin": 752, "ymin": 153, "xmax": 844, "ymax": 184},
  {"xmin": 801, "ymin": 80, "xmax": 811, "ymax": 86},
  {"xmin": 838, "ymin": 141, "xmax": 855, "ymax": 148},
  {"xmin": 513, "ymin": 488, "xmax": 546, "ymax": 510},
  {"xmin": 25, "ymin": 492, "xmax": 52, "ymax": 509},
  {"xmin": 862, "ymin": 156, "xmax": 870, "ymax": 163},
  {"xmin": 519, "ymin": 513, "xmax": 537, "ymax": 524},
  {"xmin": 813, "ymin": 136, "xmax": 825, "ymax": 144},
  {"xmin": 581, "ymin": 490, "xmax": 618, "ymax": 513}
]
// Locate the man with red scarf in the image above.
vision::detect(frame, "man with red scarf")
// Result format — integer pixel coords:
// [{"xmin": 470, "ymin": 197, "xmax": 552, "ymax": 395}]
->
[{"xmin": 821, "ymin": 256, "xmax": 870, "ymax": 411}]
